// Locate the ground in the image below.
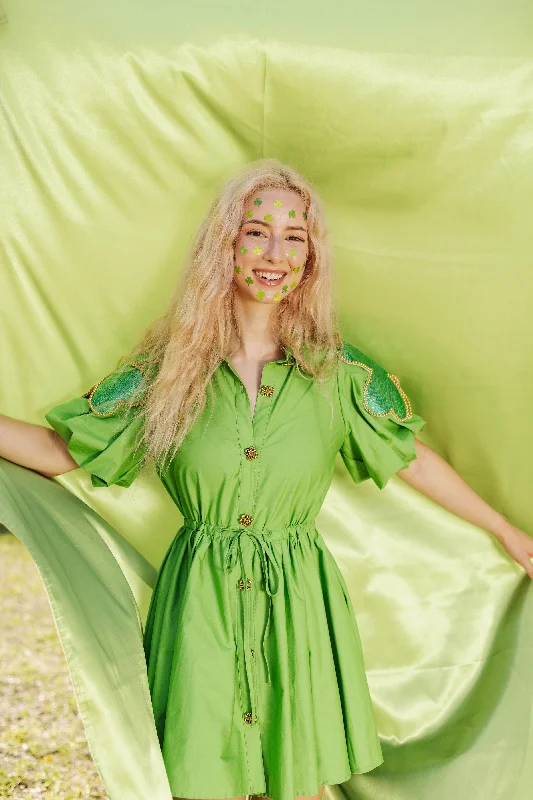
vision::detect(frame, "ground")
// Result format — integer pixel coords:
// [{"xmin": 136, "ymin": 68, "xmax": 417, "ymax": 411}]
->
[{"xmin": 0, "ymin": 531, "xmax": 108, "ymax": 799}]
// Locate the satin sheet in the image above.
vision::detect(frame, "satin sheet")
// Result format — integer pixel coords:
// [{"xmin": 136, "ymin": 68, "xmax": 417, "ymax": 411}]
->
[{"xmin": 1, "ymin": 2, "xmax": 533, "ymax": 799}]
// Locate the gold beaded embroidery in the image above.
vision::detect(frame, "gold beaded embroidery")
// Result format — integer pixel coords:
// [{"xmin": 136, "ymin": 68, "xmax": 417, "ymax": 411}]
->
[
  {"xmin": 238, "ymin": 513, "xmax": 253, "ymax": 527},
  {"xmin": 260, "ymin": 385, "xmax": 274, "ymax": 397},
  {"xmin": 244, "ymin": 445, "xmax": 259, "ymax": 461},
  {"xmin": 338, "ymin": 342, "xmax": 413, "ymax": 423},
  {"xmin": 82, "ymin": 358, "xmax": 149, "ymax": 418}
]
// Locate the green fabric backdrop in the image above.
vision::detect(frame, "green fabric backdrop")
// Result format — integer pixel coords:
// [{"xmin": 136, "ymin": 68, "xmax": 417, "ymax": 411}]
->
[{"xmin": 1, "ymin": 2, "xmax": 533, "ymax": 798}]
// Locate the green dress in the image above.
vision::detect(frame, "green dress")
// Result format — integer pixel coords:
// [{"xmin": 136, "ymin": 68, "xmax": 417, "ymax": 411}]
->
[{"xmin": 45, "ymin": 341, "xmax": 426, "ymax": 800}]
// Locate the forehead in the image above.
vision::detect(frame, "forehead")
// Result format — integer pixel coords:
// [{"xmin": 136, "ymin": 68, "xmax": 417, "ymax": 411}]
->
[{"xmin": 247, "ymin": 188, "xmax": 305, "ymax": 211}]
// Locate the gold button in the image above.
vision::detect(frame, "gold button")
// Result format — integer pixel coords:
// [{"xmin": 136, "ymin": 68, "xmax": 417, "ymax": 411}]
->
[
  {"xmin": 260, "ymin": 385, "xmax": 274, "ymax": 397},
  {"xmin": 244, "ymin": 445, "xmax": 258, "ymax": 461},
  {"xmin": 246, "ymin": 578, "xmax": 252, "ymax": 589},
  {"xmin": 238, "ymin": 579, "xmax": 245, "ymax": 591},
  {"xmin": 243, "ymin": 711, "xmax": 257, "ymax": 725},
  {"xmin": 238, "ymin": 513, "xmax": 253, "ymax": 527}
]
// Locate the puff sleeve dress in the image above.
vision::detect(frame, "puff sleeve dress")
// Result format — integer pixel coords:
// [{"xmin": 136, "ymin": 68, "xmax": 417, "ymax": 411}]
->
[{"xmin": 44, "ymin": 341, "xmax": 427, "ymax": 800}]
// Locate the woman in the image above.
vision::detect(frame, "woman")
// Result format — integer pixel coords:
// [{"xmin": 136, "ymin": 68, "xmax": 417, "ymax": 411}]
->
[{"xmin": 1, "ymin": 158, "xmax": 532, "ymax": 800}]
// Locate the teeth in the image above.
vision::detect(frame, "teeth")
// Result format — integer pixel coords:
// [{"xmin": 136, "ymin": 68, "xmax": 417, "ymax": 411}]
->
[{"xmin": 254, "ymin": 271, "xmax": 284, "ymax": 280}]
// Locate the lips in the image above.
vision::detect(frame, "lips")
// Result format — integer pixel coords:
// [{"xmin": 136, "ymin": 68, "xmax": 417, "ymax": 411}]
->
[{"xmin": 252, "ymin": 269, "xmax": 287, "ymax": 286}]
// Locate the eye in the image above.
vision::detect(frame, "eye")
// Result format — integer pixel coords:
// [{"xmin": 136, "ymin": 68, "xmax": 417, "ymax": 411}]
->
[
  {"xmin": 245, "ymin": 229, "xmax": 266, "ymax": 237},
  {"xmin": 288, "ymin": 236, "xmax": 305, "ymax": 242}
]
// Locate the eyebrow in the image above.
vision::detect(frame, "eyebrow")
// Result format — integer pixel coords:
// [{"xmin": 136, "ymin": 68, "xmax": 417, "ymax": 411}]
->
[{"xmin": 244, "ymin": 218, "xmax": 307, "ymax": 232}]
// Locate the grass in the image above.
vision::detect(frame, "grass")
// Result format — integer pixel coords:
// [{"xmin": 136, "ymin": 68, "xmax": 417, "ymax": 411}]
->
[{"xmin": 0, "ymin": 532, "xmax": 109, "ymax": 799}]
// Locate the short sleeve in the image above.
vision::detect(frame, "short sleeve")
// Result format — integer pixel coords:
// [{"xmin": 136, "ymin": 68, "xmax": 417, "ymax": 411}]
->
[
  {"xmin": 337, "ymin": 341, "xmax": 427, "ymax": 490},
  {"xmin": 45, "ymin": 360, "xmax": 149, "ymax": 488}
]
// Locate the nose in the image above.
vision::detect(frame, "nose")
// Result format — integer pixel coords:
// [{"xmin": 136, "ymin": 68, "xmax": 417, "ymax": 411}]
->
[{"xmin": 265, "ymin": 234, "xmax": 284, "ymax": 264}]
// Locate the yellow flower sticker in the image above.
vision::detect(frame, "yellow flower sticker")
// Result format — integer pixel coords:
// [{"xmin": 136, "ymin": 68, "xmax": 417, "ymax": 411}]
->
[
  {"xmin": 273, "ymin": 200, "xmax": 282, "ymax": 207},
  {"xmin": 253, "ymin": 246, "xmax": 263, "ymax": 255},
  {"xmin": 273, "ymin": 293, "xmax": 281, "ymax": 302}
]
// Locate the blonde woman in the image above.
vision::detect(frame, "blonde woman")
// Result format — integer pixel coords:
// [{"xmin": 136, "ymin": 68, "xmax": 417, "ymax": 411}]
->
[{"xmin": 2, "ymin": 158, "xmax": 532, "ymax": 800}]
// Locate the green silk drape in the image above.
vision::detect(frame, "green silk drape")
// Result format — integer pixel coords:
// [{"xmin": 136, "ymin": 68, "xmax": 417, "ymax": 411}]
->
[{"xmin": 1, "ymin": 2, "xmax": 533, "ymax": 799}]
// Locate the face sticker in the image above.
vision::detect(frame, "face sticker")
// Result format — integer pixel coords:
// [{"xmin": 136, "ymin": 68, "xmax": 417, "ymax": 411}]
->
[
  {"xmin": 288, "ymin": 249, "xmax": 297, "ymax": 258},
  {"xmin": 264, "ymin": 213, "xmax": 273, "ymax": 222},
  {"xmin": 256, "ymin": 290, "xmax": 265, "ymax": 299},
  {"xmin": 282, "ymin": 285, "xmax": 288, "ymax": 293},
  {"xmin": 235, "ymin": 265, "xmax": 242, "ymax": 273},
  {"xmin": 273, "ymin": 293, "xmax": 281, "ymax": 302},
  {"xmin": 288, "ymin": 210, "xmax": 296, "ymax": 218},
  {"xmin": 253, "ymin": 246, "xmax": 263, "ymax": 255},
  {"xmin": 293, "ymin": 266, "xmax": 300, "ymax": 273},
  {"xmin": 274, "ymin": 200, "xmax": 282, "ymax": 207},
  {"xmin": 245, "ymin": 210, "xmax": 253, "ymax": 218},
  {"xmin": 240, "ymin": 246, "xmax": 247, "ymax": 254},
  {"xmin": 290, "ymin": 281, "xmax": 296, "ymax": 289},
  {"xmin": 254, "ymin": 198, "xmax": 262, "ymax": 206},
  {"xmin": 303, "ymin": 211, "xmax": 307, "ymax": 220},
  {"xmin": 245, "ymin": 276, "xmax": 254, "ymax": 285}
]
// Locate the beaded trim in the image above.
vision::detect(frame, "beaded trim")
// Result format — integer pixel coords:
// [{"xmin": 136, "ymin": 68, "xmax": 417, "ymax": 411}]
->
[
  {"xmin": 338, "ymin": 342, "xmax": 413, "ymax": 422},
  {"xmin": 82, "ymin": 359, "xmax": 148, "ymax": 418}
]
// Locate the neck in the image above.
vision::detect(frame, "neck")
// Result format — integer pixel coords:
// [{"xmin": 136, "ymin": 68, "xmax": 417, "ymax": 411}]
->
[{"xmin": 229, "ymin": 293, "xmax": 284, "ymax": 362}]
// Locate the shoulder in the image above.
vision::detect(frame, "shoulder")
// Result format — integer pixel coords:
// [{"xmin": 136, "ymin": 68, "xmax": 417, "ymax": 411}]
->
[
  {"xmin": 337, "ymin": 340, "xmax": 413, "ymax": 422},
  {"xmin": 82, "ymin": 354, "xmax": 153, "ymax": 418}
]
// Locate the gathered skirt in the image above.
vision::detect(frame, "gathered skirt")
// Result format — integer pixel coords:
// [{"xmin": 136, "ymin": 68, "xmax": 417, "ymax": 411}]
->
[{"xmin": 142, "ymin": 517, "xmax": 384, "ymax": 800}]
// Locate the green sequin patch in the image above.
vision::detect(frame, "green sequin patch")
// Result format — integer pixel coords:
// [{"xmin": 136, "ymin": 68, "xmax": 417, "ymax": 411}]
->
[
  {"xmin": 339, "ymin": 342, "xmax": 412, "ymax": 422},
  {"xmin": 84, "ymin": 360, "xmax": 148, "ymax": 417}
]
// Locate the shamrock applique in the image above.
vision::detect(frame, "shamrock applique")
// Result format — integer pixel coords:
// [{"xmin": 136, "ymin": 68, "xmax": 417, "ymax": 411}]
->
[
  {"xmin": 256, "ymin": 290, "xmax": 265, "ymax": 299},
  {"xmin": 234, "ymin": 265, "xmax": 242, "ymax": 273},
  {"xmin": 254, "ymin": 198, "xmax": 262, "ymax": 206},
  {"xmin": 264, "ymin": 213, "xmax": 273, "ymax": 222},
  {"xmin": 339, "ymin": 342, "xmax": 413, "ymax": 421},
  {"xmin": 245, "ymin": 276, "xmax": 254, "ymax": 285},
  {"xmin": 273, "ymin": 200, "xmax": 282, "ymax": 207},
  {"xmin": 253, "ymin": 246, "xmax": 263, "ymax": 255},
  {"xmin": 288, "ymin": 210, "xmax": 296, "ymax": 218},
  {"xmin": 240, "ymin": 246, "xmax": 247, "ymax": 254}
]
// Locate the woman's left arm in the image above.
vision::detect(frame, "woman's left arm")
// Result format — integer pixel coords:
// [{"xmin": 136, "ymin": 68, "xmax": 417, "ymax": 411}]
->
[{"xmin": 397, "ymin": 439, "xmax": 533, "ymax": 580}]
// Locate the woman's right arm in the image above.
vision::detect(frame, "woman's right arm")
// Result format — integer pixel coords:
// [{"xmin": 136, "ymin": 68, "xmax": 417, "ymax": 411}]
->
[{"xmin": 0, "ymin": 414, "xmax": 79, "ymax": 478}]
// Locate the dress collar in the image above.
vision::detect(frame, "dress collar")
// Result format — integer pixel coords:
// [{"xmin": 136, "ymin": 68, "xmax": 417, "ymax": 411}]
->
[{"xmin": 223, "ymin": 346, "xmax": 295, "ymax": 367}]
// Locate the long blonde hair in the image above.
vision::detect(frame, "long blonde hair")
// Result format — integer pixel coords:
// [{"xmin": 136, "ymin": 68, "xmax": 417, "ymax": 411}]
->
[{"xmin": 123, "ymin": 158, "xmax": 343, "ymax": 473}]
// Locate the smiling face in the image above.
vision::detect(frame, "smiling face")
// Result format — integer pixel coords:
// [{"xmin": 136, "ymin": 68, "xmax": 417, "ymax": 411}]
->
[{"xmin": 233, "ymin": 188, "xmax": 309, "ymax": 304}]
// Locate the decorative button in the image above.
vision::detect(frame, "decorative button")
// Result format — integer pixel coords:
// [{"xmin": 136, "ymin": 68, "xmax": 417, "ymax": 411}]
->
[
  {"xmin": 239, "ymin": 514, "xmax": 253, "ymax": 527},
  {"xmin": 244, "ymin": 445, "xmax": 258, "ymax": 461},
  {"xmin": 246, "ymin": 578, "xmax": 252, "ymax": 589},
  {"xmin": 243, "ymin": 711, "xmax": 257, "ymax": 725},
  {"xmin": 251, "ymin": 649, "xmax": 255, "ymax": 658},
  {"xmin": 238, "ymin": 579, "xmax": 245, "ymax": 591},
  {"xmin": 260, "ymin": 385, "xmax": 274, "ymax": 397}
]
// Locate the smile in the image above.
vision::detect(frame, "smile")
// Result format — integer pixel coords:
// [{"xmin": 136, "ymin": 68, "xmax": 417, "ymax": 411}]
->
[{"xmin": 252, "ymin": 269, "xmax": 287, "ymax": 286}]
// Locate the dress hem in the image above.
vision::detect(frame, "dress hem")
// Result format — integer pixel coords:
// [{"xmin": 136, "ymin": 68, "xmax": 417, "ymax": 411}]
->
[{"xmin": 168, "ymin": 755, "xmax": 385, "ymax": 799}]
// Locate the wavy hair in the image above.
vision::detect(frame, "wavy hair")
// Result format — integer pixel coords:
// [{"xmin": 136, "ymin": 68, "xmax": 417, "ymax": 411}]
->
[{"xmin": 122, "ymin": 157, "xmax": 344, "ymax": 473}]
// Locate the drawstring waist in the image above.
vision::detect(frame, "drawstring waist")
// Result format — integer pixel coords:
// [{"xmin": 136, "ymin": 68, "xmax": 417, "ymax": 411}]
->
[{"xmin": 181, "ymin": 517, "xmax": 316, "ymax": 726}]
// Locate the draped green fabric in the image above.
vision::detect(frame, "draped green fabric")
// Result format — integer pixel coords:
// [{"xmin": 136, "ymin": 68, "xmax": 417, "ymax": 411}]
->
[{"xmin": 1, "ymin": 2, "xmax": 533, "ymax": 799}]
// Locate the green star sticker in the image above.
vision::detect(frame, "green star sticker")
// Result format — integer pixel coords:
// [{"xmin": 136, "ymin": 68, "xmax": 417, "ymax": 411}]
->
[
  {"xmin": 245, "ymin": 210, "xmax": 253, "ymax": 218},
  {"xmin": 245, "ymin": 276, "xmax": 254, "ymax": 285},
  {"xmin": 290, "ymin": 281, "xmax": 296, "ymax": 288},
  {"xmin": 288, "ymin": 249, "xmax": 297, "ymax": 258},
  {"xmin": 256, "ymin": 290, "xmax": 265, "ymax": 299},
  {"xmin": 254, "ymin": 198, "xmax": 262, "ymax": 206},
  {"xmin": 282, "ymin": 285, "xmax": 288, "ymax": 292},
  {"xmin": 264, "ymin": 213, "xmax": 273, "ymax": 222},
  {"xmin": 253, "ymin": 246, "xmax": 263, "ymax": 255},
  {"xmin": 240, "ymin": 246, "xmax": 247, "ymax": 254},
  {"xmin": 274, "ymin": 200, "xmax": 282, "ymax": 207},
  {"xmin": 302, "ymin": 211, "xmax": 307, "ymax": 220},
  {"xmin": 273, "ymin": 293, "xmax": 281, "ymax": 302},
  {"xmin": 293, "ymin": 266, "xmax": 300, "ymax": 273},
  {"xmin": 234, "ymin": 265, "xmax": 242, "ymax": 273},
  {"xmin": 288, "ymin": 209, "xmax": 296, "ymax": 218}
]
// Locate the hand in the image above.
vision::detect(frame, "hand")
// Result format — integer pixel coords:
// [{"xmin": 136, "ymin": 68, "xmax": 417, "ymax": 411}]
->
[{"xmin": 498, "ymin": 524, "xmax": 533, "ymax": 580}]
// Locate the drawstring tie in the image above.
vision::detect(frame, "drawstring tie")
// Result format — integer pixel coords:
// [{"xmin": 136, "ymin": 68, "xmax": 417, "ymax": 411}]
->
[{"xmin": 224, "ymin": 530, "xmax": 282, "ymax": 687}]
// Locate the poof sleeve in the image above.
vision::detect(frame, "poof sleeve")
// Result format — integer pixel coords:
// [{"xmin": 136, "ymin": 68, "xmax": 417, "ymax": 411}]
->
[
  {"xmin": 45, "ymin": 362, "xmax": 148, "ymax": 488},
  {"xmin": 338, "ymin": 342, "xmax": 427, "ymax": 490}
]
